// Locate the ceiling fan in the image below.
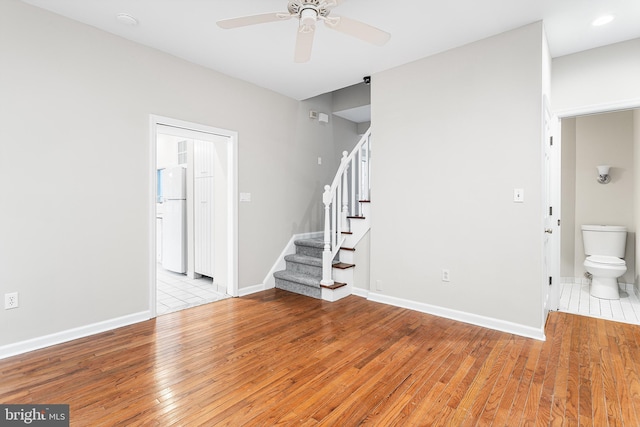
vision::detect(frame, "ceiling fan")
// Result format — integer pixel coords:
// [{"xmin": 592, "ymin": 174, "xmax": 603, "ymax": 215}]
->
[{"xmin": 217, "ymin": 0, "xmax": 391, "ymax": 63}]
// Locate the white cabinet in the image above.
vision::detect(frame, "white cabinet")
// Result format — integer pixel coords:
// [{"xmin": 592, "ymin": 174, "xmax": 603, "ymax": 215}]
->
[
  {"xmin": 194, "ymin": 140, "xmax": 215, "ymax": 277},
  {"xmin": 194, "ymin": 139, "xmax": 215, "ymax": 177}
]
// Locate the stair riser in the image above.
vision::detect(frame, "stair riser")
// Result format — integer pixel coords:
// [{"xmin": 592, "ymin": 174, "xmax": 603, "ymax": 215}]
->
[
  {"xmin": 285, "ymin": 261, "xmax": 322, "ymax": 277},
  {"xmin": 321, "ymin": 282, "xmax": 352, "ymax": 302},
  {"xmin": 275, "ymin": 278, "xmax": 321, "ymax": 299},
  {"xmin": 339, "ymin": 250, "xmax": 355, "ymax": 264},
  {"xmin": 296, "ymin": 245, "xmax": 323, "ymax": 258},
  {"xmin": 332, "ymin": 268, "xmax": 353, "ymax": 285}
]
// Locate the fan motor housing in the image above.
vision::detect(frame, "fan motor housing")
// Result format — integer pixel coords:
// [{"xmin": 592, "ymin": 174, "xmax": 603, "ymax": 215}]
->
[{"xmin": 288, "ymin": 0, "xmax": 331, "ymax": 18}]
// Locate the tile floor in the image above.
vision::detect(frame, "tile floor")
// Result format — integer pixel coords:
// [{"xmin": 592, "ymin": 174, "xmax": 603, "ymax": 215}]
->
[
  {"xmin": 558, "ymin": 281, "xmax": 640, "ymax": 325},
  {"xmin": 157, "ymin": 267, "xmax": 229, "ymax": 315}
]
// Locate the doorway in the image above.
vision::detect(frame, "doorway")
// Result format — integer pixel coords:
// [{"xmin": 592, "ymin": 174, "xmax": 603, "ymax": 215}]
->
[
  {"xmin": 556, "ymin": 104, "xmax": 640, "ymax": 324},
  {"xmin": 149, "ymin": 115, "xmax": 238, "ymax": 316}
]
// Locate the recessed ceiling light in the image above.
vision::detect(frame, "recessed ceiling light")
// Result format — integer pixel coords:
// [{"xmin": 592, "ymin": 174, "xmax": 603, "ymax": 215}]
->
[
  {"xmin": 591, "ymin": 14, "xmax": 614, "ymax": 27},
  {"xmin": 116, "ymin": 13, "xmax": 138, "ymax": 26}
]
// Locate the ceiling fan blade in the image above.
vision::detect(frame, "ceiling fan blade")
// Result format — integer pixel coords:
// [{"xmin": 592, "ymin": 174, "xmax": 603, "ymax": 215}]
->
[
  {"xmin": 324, "ymin": 15, "xmax": 390, "ymax": 46},
  {"xmin": 217, "ymin": 12, "xmax": 291, "ymax": 29},
  {"xmin": 294, "ymin": 26, "xmax": 315, "ymax": 63}
]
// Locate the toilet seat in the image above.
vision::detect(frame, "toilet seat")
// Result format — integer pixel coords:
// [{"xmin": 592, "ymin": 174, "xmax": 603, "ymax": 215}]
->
[{"xmin": 585, "ymin": 255, "xmax": 626, "ymax": 266}]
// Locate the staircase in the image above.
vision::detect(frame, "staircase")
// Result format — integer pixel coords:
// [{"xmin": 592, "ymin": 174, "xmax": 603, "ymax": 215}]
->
[
  {"xmin": 273, "ymin": 238, "xmax": 354, "ymax": 299},
  {"xmin": 273, "ymin": 128, "xmax": 372, "ymax": 301}
]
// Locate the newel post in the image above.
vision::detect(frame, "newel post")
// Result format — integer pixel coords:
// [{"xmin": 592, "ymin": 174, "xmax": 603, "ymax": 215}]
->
[{"xmin": 321, "ymin": 185, "xmax": 334, "ymax": 286}]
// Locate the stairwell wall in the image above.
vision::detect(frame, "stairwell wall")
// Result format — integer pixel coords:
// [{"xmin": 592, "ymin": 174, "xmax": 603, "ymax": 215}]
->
[{"xmin": 370, "ymin": 22, "xmax": 547, "ymax": 335}]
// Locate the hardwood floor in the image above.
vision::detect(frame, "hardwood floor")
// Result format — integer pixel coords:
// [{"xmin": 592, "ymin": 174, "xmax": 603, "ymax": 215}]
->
[{"xmin": 2, "ymin": 289, "xmax": 640, "ymax": 426}]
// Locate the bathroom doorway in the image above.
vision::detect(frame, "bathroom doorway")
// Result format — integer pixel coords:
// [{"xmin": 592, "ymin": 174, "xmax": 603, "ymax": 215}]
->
[
  {"xmin": 557, "ymin": 107, "xmax": 640, "ymax": 324},
  {"xmin": 149, "ymin": 115, "xmax": 238, "ymax": 317}
]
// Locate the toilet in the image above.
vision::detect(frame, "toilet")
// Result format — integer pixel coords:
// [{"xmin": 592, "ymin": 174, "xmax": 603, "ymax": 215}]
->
[{"xmin": 581, "ymin": 225, "xmax": 627, "ymax": 300}]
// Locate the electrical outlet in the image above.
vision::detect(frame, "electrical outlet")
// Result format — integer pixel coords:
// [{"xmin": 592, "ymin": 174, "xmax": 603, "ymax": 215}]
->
[
  {"xmin": 441, "ymin": 269, "xmax": 450, "ymax": 282},
  {"xmin": 5, "ymin": 292, "xmax": 19, "ymax": 309}
]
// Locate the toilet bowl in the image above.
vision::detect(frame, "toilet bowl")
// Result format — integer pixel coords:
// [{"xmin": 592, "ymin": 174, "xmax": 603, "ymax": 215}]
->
[
  {"xmin": 581, "ymin": 225, "xmax": 627, "ymax": 300},
  {"xmin": 583, "ymin": 255, "xmax": 627, "ymax": 299}
]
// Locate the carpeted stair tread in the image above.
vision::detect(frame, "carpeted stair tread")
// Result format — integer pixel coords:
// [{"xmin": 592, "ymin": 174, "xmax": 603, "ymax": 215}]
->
[
  {"xmin": 284, "ymin": 254, "xmax": 339, "ymax": 266},
  {"xmin": 274, "ymin": 270, "xmax": 322, "ymax": 288},
  {"xmin": 284, "ymin": 254, "xmax": 323, "ymax": 267},
  {"xmin": 294, "ymin": 238, "xmax": 324, "ymax": 248}
]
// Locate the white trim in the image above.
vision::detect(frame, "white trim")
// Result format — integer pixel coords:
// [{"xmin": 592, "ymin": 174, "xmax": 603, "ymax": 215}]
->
[
  {"xmin": 261, "ymin": 231, "xmax": 323, "ymax": 289},
  {"xmin": 238, "ymin": 284, "xmax": 266, "ymax": 297},
  {"xmin": 367, "ymin": 292, "xmax": 546, "ymax": 341},
  {"xmin": 149, "ymin": 118, "xmax": 158, "ymax": 317},
  {"xmin": 0, "ymin": 311, "xmax": 151, "ymax": 360},
  {"xmin": 555, "ymin": 98, "xmax": 640, "ymax": 118},
  {"xmin": 149, "ymin": 115, "xmax": 239, "ymax": 310},
  {"xmin": 352, "ymin": 287, "xmax": 370, "ymax": 298}
]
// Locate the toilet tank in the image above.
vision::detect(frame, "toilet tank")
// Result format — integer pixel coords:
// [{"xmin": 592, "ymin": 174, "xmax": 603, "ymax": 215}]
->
[{"xmin": 581, "ymin": 225, "xmax": 627, "ymax": 257}]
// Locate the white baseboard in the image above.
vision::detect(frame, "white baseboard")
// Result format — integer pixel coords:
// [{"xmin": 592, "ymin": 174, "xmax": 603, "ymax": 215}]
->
[
  {"xmin": 261, "ymin": 231, "xmax": 323, "ymax": 289},
  {"xmin": 367, "ymin": 292, "xmax": 546, "ymax": 341},
  {"xmin": 0, "ymin": 311, "xmax": 151, "ymax": 360},
  {"xmin": 238, "ymin": 283, "xmax": 266, "ymax": 297},
  {"xmin": 352, "ymin": 287, "xmax": 370, "ymax": 298}
]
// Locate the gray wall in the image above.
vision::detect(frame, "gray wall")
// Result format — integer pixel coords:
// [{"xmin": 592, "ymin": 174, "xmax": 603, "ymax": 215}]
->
[
  {"xmin": 370, "ymin": 22, "xmax": 547, "ymax": 332},
  {"xmin": 332, "ymin": 83, "xmax": 371, "ymax": 113},
  {"xmin": 552, "ymin": 38, "xmax": 640, "ymax": 113},
  {"xmin": 0, "ymin": 0, "xmax": 356, "ymax": 347},
  {"xmin": 560, "ymin": 119, "xmax": 577, "ymax": 278}
]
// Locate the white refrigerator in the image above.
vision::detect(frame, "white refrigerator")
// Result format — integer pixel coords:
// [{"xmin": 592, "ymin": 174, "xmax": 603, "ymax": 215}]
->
[{"xmin": 161, "ymin": 167, "xmax": 187, "ymax": 273}]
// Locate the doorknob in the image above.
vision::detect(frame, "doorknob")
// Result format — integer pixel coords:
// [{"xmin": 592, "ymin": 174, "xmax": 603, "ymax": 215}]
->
[{"xmin": 545, "ymin": 228, "xmax": 553, "ymax": 234}]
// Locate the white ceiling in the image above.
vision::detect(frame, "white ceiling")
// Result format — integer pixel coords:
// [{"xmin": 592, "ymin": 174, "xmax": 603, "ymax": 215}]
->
[{"xmin": 20, "ymin": 0, "xmax": 640, "ymax": 101}]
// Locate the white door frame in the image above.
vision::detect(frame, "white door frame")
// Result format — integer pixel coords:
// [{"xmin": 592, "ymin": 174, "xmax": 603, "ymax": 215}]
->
[
  {"xmin": 543, "ymin": 96, "xmax": 561, "ymax": 317},
  {"xmin": 149, "ymin": 115, "xmax": 238, "ymax": 317}
]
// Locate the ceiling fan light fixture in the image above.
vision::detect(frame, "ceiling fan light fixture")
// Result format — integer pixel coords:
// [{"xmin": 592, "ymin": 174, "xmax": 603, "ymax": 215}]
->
[{"xmin": 300, "ymin": 7, "xmax": 318, "ymax": 28}]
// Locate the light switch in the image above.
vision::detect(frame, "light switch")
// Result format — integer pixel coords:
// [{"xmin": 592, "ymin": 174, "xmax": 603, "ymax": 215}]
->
[
  {"xmin": 318, "ymin": 157, "xmax": 322, "ymax": 165},
  {"xmin": 513, "ymin": 188, "xmax": 524, "ymax": 203},
  {"xmin": 240, "ymin": 192, "xmax": 251, "ymax": 202}
]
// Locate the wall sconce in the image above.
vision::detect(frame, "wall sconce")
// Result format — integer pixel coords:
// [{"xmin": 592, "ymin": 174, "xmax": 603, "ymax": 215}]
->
[{"xmin": 597, "ymin": 165, "xmax": 611, "ymax": 184}]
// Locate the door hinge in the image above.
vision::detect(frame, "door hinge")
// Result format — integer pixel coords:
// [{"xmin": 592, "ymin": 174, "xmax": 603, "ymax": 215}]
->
[
  {"xmin": 549, "ymin": 206, "xmax": 553, "ymax": 216},
  {"xmin": 550, "ymin": 136, "xmax": 553, "ymax": 146},
  {"xmin": 557, "ymin": 219, "xmax": 561, "ymax": 226},
  {"xmin": 549, "ymin": 276, "xmax": 553, "ymax": 286}
]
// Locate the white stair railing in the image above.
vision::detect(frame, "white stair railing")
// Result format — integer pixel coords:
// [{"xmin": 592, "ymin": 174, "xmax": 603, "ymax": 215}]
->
[{"xmin": 321, "ymin": 128, "xmax": 372, "ymax": 286}]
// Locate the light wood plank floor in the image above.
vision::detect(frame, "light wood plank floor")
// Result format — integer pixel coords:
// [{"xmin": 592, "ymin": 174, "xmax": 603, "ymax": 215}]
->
[{"xmin": 2, "ymin": 289, "xmax": 640, "ymax": 426}]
